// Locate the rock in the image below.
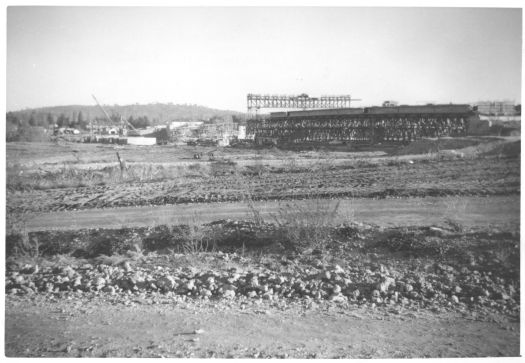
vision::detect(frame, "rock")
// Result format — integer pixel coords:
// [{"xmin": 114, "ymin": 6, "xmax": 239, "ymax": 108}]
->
[
  {"xmin": 185, "ymin": 280, "xmax": 196, "ymax": 291},
  {"xmin": 6, "ymin": 261, "xmax": 20, "ymax": 272},
  {"xmin": 205, "ymin": 276, "xmax": 215, "ymax": 285},
  {"xmin": 409, "ymin": 291, "xmax": 420, "ymax": 300},
  {"xmin": 351, "ymin": 289, "xmax": 360, "ymax": 299},
  {"xmin": 21, "ymin": 264, "xmax": 39, "ymax": 274},
  {"xmin": 45, "ymin": 282, "xmax": 54, "ymax": 293},
  {"xmin": 262, "ymin": 292, "xmax": 273, "ymax": 300},
  {"xmin": 223, "ymin": 289, "xmax": 235, "ymax": 299},
  {"xmin": 200, "ymin": 289, "xmax": 212, "ymax": 298},
  {"xmin": 333, "ymin": 265, "xmax": 345, "ymax": 274},
  {"xmin": 102, "ymin": 286, "xmax": 116, "ymax": 295},
  {"xmin": 332, "ymin": 284, "xmax": 342, "ymax": 294},
  {"xmin": 116, "ymin": 277, "xmax": 135, "ymax": 291},
  {"xmin": 156, "ymin": 276, "xmax": 177, "ymax": 292},
  {"xmin": 247, "ymin": 291, "xmax": 257, "ymax": 298},
  {"xmin": 500, "ymin": 293, "xmax": 511, "ymax": 301},
  {"xmin": 453, "ymin": 286, "xmax": 462, "ymax": 294},
  {"xmin": 82, "ymin": 280, "xmax": 92, "ymax": 290},
  {"xmin": 405, "ymin": 284, "xmax": 414, "ymax": 293},
  {"xmin": 229, "ymin": 273, "xmax": 241, "ymax": 282},
  {"xmin": 371, "ymin": 289, "xmax": 380, "ymax": 298},
  {"xmin": 321, "ymin": 271, "xmax": 331, "ymax": 281},
  {"xmin": 94, "ymin": 277, "xmax": 106, "ymax": 290},
  {"xmin": 377, "ymin": 276, "xmax": 395, "ymax": 293},
  {"xmin": 62, "ymin": 266, "xmax": 76, "ymax": 279},
  {"xmin": 451, "ymin": 295, "xmax": 459, "ymax": 304},
  {"xmin": 122, "ymin": 261, "xmax": 132, "ymax": 272},
  {"xmin": 396, "ymin": 281, "xmax": 406, "ymax": 291},
  {"xmin": 392, "ymin": 291, "xmax": 399, "ymax": 302},
  {"xmin": 329, "ymin": 293, "xmax": 347, "ymax": 303}
]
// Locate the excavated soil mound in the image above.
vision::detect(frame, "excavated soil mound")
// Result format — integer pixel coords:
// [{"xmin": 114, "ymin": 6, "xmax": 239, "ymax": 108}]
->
[{"xmin": 480, "ymin": 140, "xmax": 520, "ymax": 158}]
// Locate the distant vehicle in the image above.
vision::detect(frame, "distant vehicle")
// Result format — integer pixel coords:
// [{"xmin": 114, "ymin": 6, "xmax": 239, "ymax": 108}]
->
[
  {"xmin": 193, "ymin": 149, "xmax": 216, "ymax": 160},
  {"xmin": 67, "ymin": 128, "xmax": 79, "ymax": 134},
  {"xmin": 382, "ymin": 100, "xmax": 398, "ymax": 107}
]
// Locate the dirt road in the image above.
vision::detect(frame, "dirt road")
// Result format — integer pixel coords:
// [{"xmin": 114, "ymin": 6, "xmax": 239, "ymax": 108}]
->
[
  {"xmin": 23, "ymin": 195, "xmax": 520, "ymax": 232},
  {"xmin": 5, "ymin": 297, "xmax": 520, "ymax": 358}
]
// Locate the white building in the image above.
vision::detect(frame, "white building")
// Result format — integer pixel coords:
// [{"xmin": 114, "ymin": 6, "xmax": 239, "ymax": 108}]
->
[
  {"xmin": 169, "ymin": 121, "xmax": 204, "ymax": 130},
  {"xmin": 238, "ymin": 125, "xmax": 247, "ymax": 139}
]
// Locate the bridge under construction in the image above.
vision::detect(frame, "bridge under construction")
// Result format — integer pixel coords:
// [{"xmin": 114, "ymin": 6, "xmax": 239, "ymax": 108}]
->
[{"xmin": 246, "ymin": 94, "xmax": 474, "ymax": 145}]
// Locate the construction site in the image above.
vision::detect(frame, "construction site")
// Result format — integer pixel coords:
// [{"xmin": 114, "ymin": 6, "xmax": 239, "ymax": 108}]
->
[
  {"xmin": 54, "ymin": 93, "xmax": 520, "ymax": 150},
  {"xmin": 5, "ymin": 4, "xmax": 523, "ymax": 358},
  {"xmin": 6, "ymin": 93, "xmax": 522, "ymax": 358},
  {"xmin": 246, "ymin": 94, "xmax": 521, "ymax": 146}
]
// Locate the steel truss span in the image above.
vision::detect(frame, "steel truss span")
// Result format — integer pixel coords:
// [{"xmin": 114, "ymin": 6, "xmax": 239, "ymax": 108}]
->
[
  {"xmin": 247, "ymin": 94, "xmax": 355, "ymax": 110},
  {"xmin": 247, "ymin": 105, "xmax": 473, "ymax": 144}
]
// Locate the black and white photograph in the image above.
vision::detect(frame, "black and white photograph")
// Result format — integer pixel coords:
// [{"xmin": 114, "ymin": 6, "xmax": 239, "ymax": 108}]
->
[{"xmin": 3, "ymin": 2, "xmax": 522, "ymax": 358}]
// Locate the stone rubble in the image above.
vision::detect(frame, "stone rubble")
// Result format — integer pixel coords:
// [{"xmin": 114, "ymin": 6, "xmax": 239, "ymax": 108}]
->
[{"xmin": 5, "ymin": 254, "xmax": 519, "ymax": 316}]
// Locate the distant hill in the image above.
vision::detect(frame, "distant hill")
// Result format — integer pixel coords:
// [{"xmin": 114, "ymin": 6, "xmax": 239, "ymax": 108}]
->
[{"xmin": 7, "ymin": 103, "xmax": 247, "ymax": 126}]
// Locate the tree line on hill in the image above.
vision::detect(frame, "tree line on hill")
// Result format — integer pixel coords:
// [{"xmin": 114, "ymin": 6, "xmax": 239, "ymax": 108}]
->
[{"xmin": 6, "ymin": 103, "xmax": 246, "ymax": 142}]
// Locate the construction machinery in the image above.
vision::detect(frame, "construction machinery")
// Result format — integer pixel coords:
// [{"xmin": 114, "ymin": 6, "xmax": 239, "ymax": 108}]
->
[
  {"xmin": 193, "ymin": 149, "xmax": 217, "ymax": 160},
  {"xmin": 92, "ymin": 94, "xmax": 137, "ymax": 135}
]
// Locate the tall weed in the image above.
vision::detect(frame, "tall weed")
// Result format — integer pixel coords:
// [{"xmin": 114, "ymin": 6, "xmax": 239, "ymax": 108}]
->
[{"xmin": 271, "ymin": 198, "xmax": 341, "ymax": 253}]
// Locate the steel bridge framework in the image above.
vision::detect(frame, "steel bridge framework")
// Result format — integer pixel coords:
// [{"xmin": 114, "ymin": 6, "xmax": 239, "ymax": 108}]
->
[{"xmin": 247, "ymin": 94, "xmax": 357, "ymax": 111}]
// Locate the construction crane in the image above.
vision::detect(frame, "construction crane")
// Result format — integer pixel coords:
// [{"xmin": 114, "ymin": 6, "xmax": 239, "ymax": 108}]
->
[
  {"xmin": 92, "ymin": 94, "xmax": 137, "ymax": 134},
  {"xmin": 92, "ymin": 94, "xmax": 114, "ymax": 124}
]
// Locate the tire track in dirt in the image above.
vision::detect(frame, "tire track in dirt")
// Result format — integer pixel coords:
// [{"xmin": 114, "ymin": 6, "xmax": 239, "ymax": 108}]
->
[{"xmin": 7, "ymin": 158, "xmax": 520, "ymax": 214}]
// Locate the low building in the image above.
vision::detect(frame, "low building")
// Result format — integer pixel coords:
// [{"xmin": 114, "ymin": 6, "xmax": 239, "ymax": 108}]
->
[
  {"xmin": 238, "ymin": 125, "xmax": 247, "ymax": 139},
  {"xmin": 126, "ymin": 137, "xmax": 157, "ymax": 146},
  {"xmin": 169, "ymin": 121, "xmax": 204, "ymax": 130},
  {"xmin": 475, "ymin": 101, "xmax": 518, "ymax": 116}
]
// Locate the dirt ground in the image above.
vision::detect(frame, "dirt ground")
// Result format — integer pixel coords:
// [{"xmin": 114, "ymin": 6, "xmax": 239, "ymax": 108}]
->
[
  {"xmin": 5, "ymin": 295, "xmax": 520, "ymax": 358},
  {"xmin": 7, "ymin": 138, "xmax": 520, "ymax": 215},
  {"xmin": 21, "ymin": 195, "xmax": 520, "ymax": 232},
  {"xmin": 7, "ymin": 156, "xmax": 520, "ymax": 214},
  {"xmin": 5, "ymin": 137, "xmax": 521, "ymax": 359}
]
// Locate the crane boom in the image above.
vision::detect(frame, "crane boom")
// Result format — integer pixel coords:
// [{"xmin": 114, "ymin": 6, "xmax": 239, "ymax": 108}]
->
[
  {"xmin": 92, "ymin": 94, "xmax": 137, "ymax": 132},
  {"xmin": 122, "ymin": 116, "xmax": 137, "ymax": 131},
  {"xmin": 91, "ymin": 94, "xmax": 114, "ymax": 124}
]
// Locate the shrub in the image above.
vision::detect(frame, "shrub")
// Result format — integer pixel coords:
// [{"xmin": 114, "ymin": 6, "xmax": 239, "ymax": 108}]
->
[
  {"xmin": 5, "ymin": 213, "xmax": 40, "ymax": 258},
  {"xmin": 271, "ymin": 198, "xmax": 341, "ymax": 253}
]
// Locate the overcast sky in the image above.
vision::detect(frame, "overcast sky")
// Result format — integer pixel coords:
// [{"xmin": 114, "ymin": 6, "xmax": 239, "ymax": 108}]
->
[{"xmin": 6, "ymin": 6, "xmax": 522, "ymax": 112}]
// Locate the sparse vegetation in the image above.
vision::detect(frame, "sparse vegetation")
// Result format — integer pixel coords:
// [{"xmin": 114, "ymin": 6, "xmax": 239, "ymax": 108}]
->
[
  {"xmin": 271, "ymin": 198, "xmax": 341, "ymax": 253},
  {"xmin": 5, "ymin": 138, "xmax": 520, "ymax": 360}
]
